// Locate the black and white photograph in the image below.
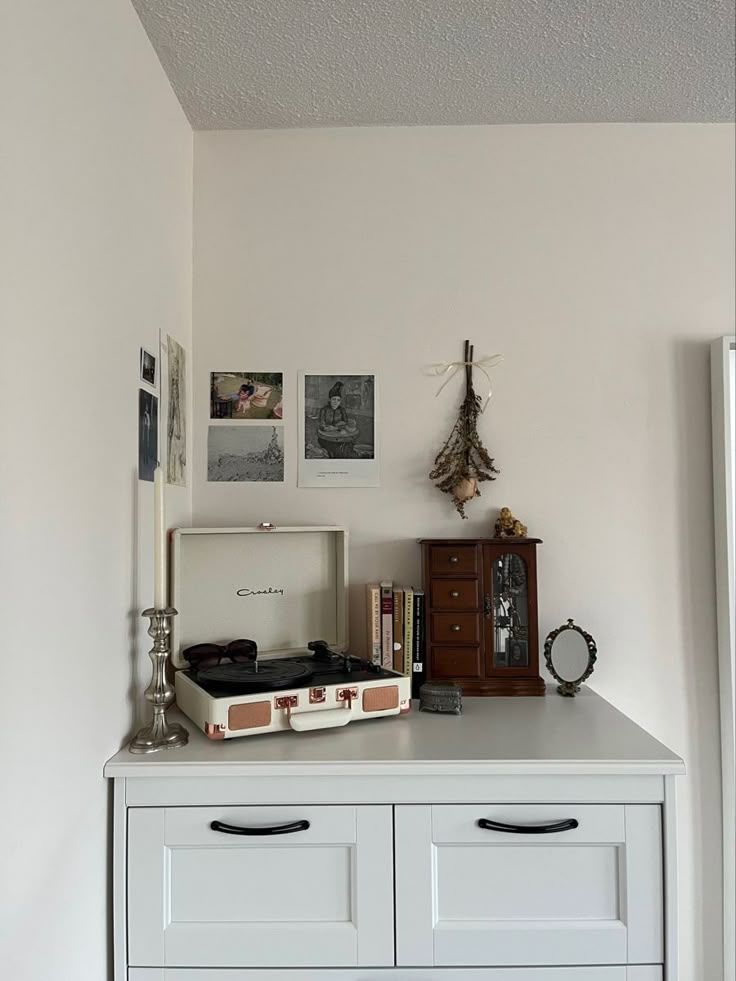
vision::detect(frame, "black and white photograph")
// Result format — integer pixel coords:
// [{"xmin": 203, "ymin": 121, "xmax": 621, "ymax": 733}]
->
[
  {"xmin": 208, "ymin": 425, "xmax": 284, "ymax": 482},
  {"xmin": 298, "ymin": 373, "xmax": 379, "ymax": 487},
  {"xmin": 139, "ymin": 347, "xmax": 157, "ymax": 388},
  {"xmin": 166, "ymin": 335, "xmax": 186, "ymax": 486},
  {"xmin": 506, "ymin": 638, "xmax": 529, "ymax": 668},
  {"xmin": 138, "ymin": 389, "xmax": 158, "ymax": 482}
]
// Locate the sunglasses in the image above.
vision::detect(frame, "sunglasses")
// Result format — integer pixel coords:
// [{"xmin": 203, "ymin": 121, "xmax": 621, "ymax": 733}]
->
[{"xmin": 182, "ymin": 638, "xmax": 258, "ymax": 671}]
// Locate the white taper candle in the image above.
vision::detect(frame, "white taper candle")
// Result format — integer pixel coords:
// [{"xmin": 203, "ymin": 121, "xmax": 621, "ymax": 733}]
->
[{"xmin": 153, "ymin": 465, "xmax": 166, "ymax": 609}]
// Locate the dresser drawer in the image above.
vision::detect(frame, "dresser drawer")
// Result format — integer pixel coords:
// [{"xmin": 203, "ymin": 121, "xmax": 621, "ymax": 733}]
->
[
  {"xmin": 127, "ymin": 805, "xmax": 393, "ymax": 969},
  {"xmin": 395, "ymin": 804, "xmax": 663, "ymax": 968},
  {"xmin": 431, "ymin": 612, "xmax": 480, "ymax": 645},
  {"xmin": 430, "ymin": 578, "xmax": 479, "ymax": 610},
  {"xmin": 428, "ymin": 545, "xmax": 477, "ymax": 577},
  {"xmin": 430, "ymin": 646, "xmax": 482, "ymax": 679}
]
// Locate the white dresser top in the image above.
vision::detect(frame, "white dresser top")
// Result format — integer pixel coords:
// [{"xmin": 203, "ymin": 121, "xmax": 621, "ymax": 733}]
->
[{"xmin": 104, "ymin": 688, "xmax": 684, "ymax": 778}]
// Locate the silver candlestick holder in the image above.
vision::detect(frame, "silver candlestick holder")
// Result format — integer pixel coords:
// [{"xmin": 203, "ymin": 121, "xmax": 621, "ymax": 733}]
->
[{"xmin": 129, "ymin": 607, "xmax": 189, "ymax": 754}]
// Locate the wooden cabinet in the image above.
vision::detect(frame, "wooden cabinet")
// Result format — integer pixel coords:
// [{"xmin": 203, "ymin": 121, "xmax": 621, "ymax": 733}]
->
[
  {"xmin": 421, "ymin": 537, "xmax": 545, "ymax": 695},
  {"xmin": 106, "ymin": 692, "xmax": 683, "ymax": 981}
]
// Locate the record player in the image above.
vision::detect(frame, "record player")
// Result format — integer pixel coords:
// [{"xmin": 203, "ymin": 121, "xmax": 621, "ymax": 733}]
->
[{"xmin": 171, "ymin": 526, "xmax": 411, "ymax": 739}]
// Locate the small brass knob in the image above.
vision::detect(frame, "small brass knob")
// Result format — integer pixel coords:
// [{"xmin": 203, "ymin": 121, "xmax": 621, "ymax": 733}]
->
[
  {"xmin": 449, "ymin": 555, "xmax": 459, "ymax": 564},
  {"xmin": 451, "ymin": 624, "xmax": 461, "ymax": 632},
  {"xmin": 450, "ymin": 590, "xmax": 460, "ymax": 598}
]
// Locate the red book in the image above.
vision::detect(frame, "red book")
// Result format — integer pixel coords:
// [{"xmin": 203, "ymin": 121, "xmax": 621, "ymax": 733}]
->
[{"xmin": 380, "ymin": 581, "xmax": 393, "ymax": 669}]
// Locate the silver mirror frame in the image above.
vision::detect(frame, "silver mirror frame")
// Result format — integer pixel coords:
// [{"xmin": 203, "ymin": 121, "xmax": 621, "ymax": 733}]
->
[{"xmin": 543, "ymin": 618, "xmax": 597, "ymax": 697}]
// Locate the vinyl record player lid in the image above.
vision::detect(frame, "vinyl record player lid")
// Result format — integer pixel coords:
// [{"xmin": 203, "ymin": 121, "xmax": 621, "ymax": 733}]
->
[{"xmin": 170, "ymin": 526, "xmax": 348, "ymax": 670}]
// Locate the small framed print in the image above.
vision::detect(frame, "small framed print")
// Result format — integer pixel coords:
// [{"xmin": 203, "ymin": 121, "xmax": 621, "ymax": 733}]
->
[
  {"xmin": 140, "ymin": 347, "xmax": 157, "ymax": 388},
  {"xmin": 506, "ymin": 638, "xmax": 528, "ymax": 668}
]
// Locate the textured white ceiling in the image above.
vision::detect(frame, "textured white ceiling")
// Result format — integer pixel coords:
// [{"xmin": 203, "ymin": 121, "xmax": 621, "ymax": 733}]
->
[{"xmin": 132, "ymin": 0, "xmax": 735, "ymax": 129}]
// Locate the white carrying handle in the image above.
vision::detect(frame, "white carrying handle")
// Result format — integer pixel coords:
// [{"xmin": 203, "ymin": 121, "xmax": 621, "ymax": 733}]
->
[{"xmin": 289, "ymin": 708, "xmax": 352, "ymax": 732}]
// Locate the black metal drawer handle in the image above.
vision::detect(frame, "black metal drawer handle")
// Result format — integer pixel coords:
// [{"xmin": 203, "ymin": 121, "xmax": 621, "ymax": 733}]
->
[
  {"xmin": 477, "ymin": 818, "xmax": 579, "ymax": 835},
  {"xmin": 210, "ymin": 819, "xmax": 310, "ymax": 837}
]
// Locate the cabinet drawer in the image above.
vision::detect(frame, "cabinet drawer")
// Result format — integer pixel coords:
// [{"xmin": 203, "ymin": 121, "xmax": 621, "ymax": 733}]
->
[
  {"xmin": 128, "ymin": 805, "xmax": 393, "ymax": 969},
  {"xmin": 430, "ymin": 578, "xmax": 479, "ymax": 610},
  {"xmin": 430, "ymin": 646, "xmax": 482, "ymax": 679},
  {"xmin": 395, "ymin": 804, "xmax": 663, "ymax": 968},
  {"xmin": 428, "ymin": 545, "xmax": 477, "ymax": 577},
  {"xmin": 431, "ymin": 612, "xmax": 479, "ymax": 645}
]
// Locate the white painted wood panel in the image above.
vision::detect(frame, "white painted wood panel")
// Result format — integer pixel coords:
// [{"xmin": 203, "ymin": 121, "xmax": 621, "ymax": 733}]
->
[
  {"xmin": 437, "ymin": 844, "xmax": 620, "ymax": 920},
  {"xmin": 395, "ymin": 803, "xmax": 662, "ymax": 968},
  {"xmin": 112, "ymin": 777, "xmax": 127, "ymax": 981},
  {"xmin": 433, "ymin": 921, "xmax": 627, "ymax": 967},
  {"xmin": 164, "ymin": 804, "xmax": 356, "ymax": 844},
  {"xmin": 128, "ymin": 805, "xmax": 393, "ymax": 968},
  {"xmin": 128, "ymin": 807, "xmax": 166, "ymax": 966},
  {"xmin": 128, "ymin": 965, "xmax": 660, "ymax": 979},
  {"xmin": 395, "ymin": 804, "xmax": 435, "ymax": 966},
  {"xmin": 662, "ymin": 776, "xmax": 679, "ymax": 981},
  {"xmin": 432, "ymin": 803, "xmax": 625, "ymax": 843},
  {"xmin": 124, "ymin": 773, "xmax": 667, "ymax": 807},
  {"xmin": 624, "ymin": 805, "xmax": 663, "ymax": 963}
]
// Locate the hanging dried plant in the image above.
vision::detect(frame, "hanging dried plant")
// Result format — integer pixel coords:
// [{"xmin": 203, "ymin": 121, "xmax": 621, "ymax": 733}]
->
[{"xmin": 429, "ymin": 340, "xmax": 500, "ymax": 518}]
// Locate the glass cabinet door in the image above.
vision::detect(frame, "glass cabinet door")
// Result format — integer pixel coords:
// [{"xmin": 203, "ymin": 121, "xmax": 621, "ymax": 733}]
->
[{"xmin": 491, "ymin": 552, "xmax": 530, "ymax": 670}]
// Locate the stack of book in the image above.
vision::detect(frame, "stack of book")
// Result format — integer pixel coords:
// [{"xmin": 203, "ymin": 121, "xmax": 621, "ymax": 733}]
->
[{"xmin": 365, "ymin": 582, "xmax": 426, "ymax": 697}]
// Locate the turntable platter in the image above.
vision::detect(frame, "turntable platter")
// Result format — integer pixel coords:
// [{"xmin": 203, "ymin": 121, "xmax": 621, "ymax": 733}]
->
[{"xmin": 194, "ymin": 659, "xmax": 314, "ymax": 694}]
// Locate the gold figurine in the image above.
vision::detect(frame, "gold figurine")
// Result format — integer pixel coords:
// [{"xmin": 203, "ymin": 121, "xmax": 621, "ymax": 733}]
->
[{"xmin": 494, "ymin": 507, "xmax": 528, "ymax": 538}]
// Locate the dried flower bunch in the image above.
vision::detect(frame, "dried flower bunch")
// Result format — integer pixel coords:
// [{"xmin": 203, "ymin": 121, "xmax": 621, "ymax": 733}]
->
[{"xmin": 429, "ymin": 340, "xmax": 500, "ymax": 518}]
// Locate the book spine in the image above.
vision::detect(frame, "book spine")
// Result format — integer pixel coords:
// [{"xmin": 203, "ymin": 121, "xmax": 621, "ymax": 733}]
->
[
  {"xmin": 366, "ymin": 584, "xmax": 381, "ymax": 665},
  {"xmin": 403, "ymin": 588, "xmax": 414, "ymax": 676},
  {"xmin": 412, "ymin": 590, "xmax": 426, "ymax": 698},
  {"xmin": 380, "ymin": 581, "xmax": 393, "ymax": 669},
  {"xmin": 392, "ymin": 588, "xmax": 404, "ymax": 673}
]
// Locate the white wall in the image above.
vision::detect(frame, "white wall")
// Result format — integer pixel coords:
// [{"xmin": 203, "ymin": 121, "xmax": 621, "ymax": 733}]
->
[
  {"xmin": 0, "ymin": 2, "xmax": 192, "ymax": 979},
  {"xmin": 193, "ymin": 123, "xmax": 735, "ymax": 979}
]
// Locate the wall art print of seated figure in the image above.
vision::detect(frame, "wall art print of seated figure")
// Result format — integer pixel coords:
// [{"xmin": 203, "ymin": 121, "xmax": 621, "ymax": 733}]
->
[{"xmin": 304, "ymin": 375, "xmax": 375, "ymax": 460}]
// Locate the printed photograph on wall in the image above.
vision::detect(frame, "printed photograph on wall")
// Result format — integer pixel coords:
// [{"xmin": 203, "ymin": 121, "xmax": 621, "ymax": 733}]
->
[
  {"xmin": 298, "ymin": 373, "xmax": 379, "ymax": 487},
  {"xmin": 138, "ymin": 389, "xmax": 158, "ymax": 482},
  {"xmin": 140, "ymin": 347, "xmax": 157, "ymax": 388},
  {"xmin": 210, "ymin": 372, "xmax": 283, "ymax": 420},
  {"xmin": 166, "ymin": 335, "xmax": 186, "ymax": 486},
  {"xmin": 208, "ymin": 425, "xmax": 284, "ymax": 482}
]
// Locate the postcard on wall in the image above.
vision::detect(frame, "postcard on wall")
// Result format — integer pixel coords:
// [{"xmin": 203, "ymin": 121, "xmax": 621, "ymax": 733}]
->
[
  {"xmin": 210, "ymin": 372, "xmax": 283, "ymax": 420},
  {"xmin": 138, "ymin": 389, "xmax": 158, "ymax": 482},
  {"xmin": 140, "ymin": 347, "xmax": 157, "ymax": 389},
  {"xmin": 166, "ymin": 335, "xmax": 187, "ymax": 487},
  {"xmin": 208, "ymin": 425, "xmax": 284, "ymax": 482},
  {"xmin": 298, "ymin": 373, "xmax": 378, "ymax": 487}
]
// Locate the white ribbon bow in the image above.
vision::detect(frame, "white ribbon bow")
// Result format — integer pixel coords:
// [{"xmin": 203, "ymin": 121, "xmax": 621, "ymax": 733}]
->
[{"xmin": 430, "ymin": 353, "xmax": 503, "ymax": 411}]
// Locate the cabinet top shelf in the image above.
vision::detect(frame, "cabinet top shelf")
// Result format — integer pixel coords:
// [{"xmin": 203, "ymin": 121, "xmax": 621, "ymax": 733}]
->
[
  {"xmin": 419, "ymin": 537, "xmax": 543, "ymax": 544},
  {"xmin": 104, "ymin": 688, "xmax": 684, "ymax": 779}
]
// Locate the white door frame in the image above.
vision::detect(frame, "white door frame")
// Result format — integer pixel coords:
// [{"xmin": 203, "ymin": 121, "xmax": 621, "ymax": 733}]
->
[{"xmin": 711, "ymin": 334, "xmax": 736, "ymax": 981}]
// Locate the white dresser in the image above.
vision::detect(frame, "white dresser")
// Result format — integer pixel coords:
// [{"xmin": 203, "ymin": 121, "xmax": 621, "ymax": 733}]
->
[{"xmin": 104, "ymin": 689, "xmax": 684, "ymax": 981}]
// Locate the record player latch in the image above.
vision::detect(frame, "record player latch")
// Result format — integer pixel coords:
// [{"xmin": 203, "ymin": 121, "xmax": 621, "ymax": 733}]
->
[{"xmin": 336, "ymin": 687, "xmax": 359, "ymax": 706}]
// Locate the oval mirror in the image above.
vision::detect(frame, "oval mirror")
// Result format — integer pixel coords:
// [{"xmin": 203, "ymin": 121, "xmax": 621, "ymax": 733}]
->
[{"xmin": 543, "ymin": 619, "xmax": 597, "ymax": 697}]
